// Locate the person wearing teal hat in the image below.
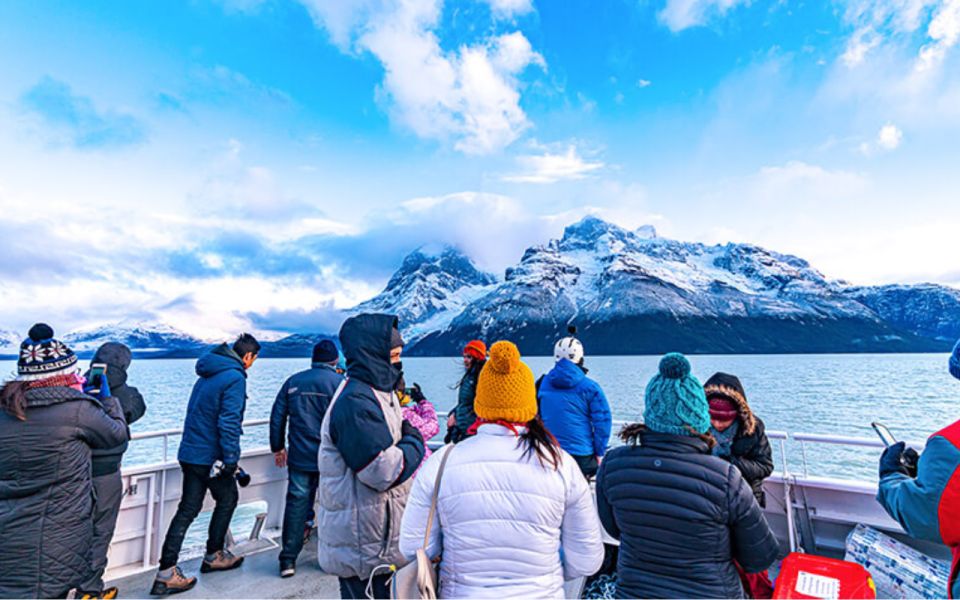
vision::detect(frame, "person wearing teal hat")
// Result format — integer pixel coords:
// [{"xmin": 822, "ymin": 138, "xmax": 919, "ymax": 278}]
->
[{"xmin": 595, "ymin": 352, "xmax": 778, "ymax": 598}]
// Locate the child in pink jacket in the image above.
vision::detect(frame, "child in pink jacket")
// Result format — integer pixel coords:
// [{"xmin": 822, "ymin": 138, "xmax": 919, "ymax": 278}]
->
[{"xmin": 397, "ymin": 383, "xmax": 439, "ymax": 463}]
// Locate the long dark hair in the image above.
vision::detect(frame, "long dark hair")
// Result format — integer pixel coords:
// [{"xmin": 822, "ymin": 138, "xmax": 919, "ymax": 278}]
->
[
  {"xmin": 0, "ymin": 380, "xmax": 31, "ymax": 421},
  {"xmin": 519, "ymin": 416, "xmax": 563, "ymax": 470},
  {"xmin": 619, "ymin": 422, "xmax": 717, "ymax": 450},
  {"xmin": 453, "ymin": 357, "xmax": 485, "ymax": 390}
]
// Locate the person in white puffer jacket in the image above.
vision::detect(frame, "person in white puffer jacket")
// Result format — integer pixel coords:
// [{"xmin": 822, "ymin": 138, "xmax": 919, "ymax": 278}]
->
[{"xmin": 399, "ymin": 341, "xmax": 603, "ymax": 599}]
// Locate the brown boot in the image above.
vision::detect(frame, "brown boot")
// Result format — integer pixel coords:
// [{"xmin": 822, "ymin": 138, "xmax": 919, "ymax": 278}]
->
[
  {"xmin": 150, "ymin": 566, "xmax": 197, "ymax": 596},
  {"xmin": 200, "ymin": 549, "xmax": 244, "ymax": 573}
]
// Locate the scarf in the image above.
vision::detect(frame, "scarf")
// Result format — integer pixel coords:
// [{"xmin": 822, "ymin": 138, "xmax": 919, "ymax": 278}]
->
[{"xmin": 711, "ymin": 420, "xmax": 740, "ymax": 458}]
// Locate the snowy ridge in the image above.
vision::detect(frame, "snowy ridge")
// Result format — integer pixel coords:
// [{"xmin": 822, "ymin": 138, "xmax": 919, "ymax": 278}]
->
[
  {"xmin": 352, "ymin": 246, "xmax": 497, "ymax": 343},
  {"xmin": 63, "ymin": 320, "xmax": 207, "ymax": 355},
  {"xmin": 0, "ymin": 330, "xmax": 21, "ymax": 353}
]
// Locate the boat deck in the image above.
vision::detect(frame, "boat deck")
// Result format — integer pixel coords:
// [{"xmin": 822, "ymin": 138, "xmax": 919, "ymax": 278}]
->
[{"xmin": 108, "ymin": 533, "xmax": 341, "ymax": 599}]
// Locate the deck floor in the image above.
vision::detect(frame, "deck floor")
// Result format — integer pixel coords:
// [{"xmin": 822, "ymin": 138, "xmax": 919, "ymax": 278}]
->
[{"xmin": 108, "ymin": 534, "xmax": 341, "ymax": 599}]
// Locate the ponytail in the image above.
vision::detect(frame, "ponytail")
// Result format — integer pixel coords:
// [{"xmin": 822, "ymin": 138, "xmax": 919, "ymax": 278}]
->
[
  {"xmin": 0, "ymin": 380, "xmax": 30, "ymax": 421},
  {"xmin": 520, "ymin": 416, "xmax": 562, "ymax": 470}
]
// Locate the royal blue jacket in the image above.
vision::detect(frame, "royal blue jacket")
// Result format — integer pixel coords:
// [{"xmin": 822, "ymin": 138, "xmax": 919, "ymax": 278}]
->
[
  {"xmin": 270, "ymin": 362, "xmax": 343, "ymax": 472},
  {"xmin": 538, "ymin": 359, "xmax": 612, "ymax": 457},
  {"xmin": 178, "ymin": 344, "xmax": 247, "ymax": 466}
]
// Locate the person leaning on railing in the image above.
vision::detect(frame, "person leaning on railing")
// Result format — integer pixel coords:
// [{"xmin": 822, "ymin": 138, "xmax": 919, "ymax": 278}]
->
[{"xmin": 876, "ymin": 337, "xmax": 960, "ymax": 600}]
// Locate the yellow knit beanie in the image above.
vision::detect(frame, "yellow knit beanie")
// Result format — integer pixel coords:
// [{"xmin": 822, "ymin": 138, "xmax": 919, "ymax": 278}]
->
[{"xmin": 474, "ymin": 341, "xmax": 538, "ymax": 424}]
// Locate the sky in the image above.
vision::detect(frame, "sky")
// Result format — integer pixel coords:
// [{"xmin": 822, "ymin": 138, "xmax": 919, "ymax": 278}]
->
[{"xmin": 1, "ymin": 0, "xmax": 959, "ymax": 340}]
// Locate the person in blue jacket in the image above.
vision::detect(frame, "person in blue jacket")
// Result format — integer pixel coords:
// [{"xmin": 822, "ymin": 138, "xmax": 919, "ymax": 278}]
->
[
  {"xmin": 876, "ymin": 338, "xmax": 960, "ymax": 599},
  {"xmin": 270, "ymin": 339, "xmax": 344, "ymax": 578},
  {"xmin": 151, "ymin": 334, "xmax": 260, "ymax": 596},
  {"xmin": 538, "ymin": 327, "xmax": 612, "ymax": 478}
]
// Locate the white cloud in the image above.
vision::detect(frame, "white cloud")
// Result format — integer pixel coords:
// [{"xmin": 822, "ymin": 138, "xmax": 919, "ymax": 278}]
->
[
  {"xmin": 300, "ymin": 0, "xmax": 545, "ymax": 155},
  {"xmin": 842, "ymin": 28, "xmax": 882, "ymax": 66},
  {"xmin": 502, "ymin": 144, "xmax": 605, "ymax": 184},
  {"xmin": 637, "ymin": 79, "xmax": 652, "ymax": 88},
  {"xmin": 917, "ymin": 0, "xmax": 960, "ymax": 71},
  {"xmin": 657, "ymin": 0, "xmax": 750, "ymax": 32},
  {"xmin": 877, "ymin": 123, "xmax": 904, "ymax": 149},
  {"xmin": 484, "ymin": 0, "xmax": 535, "ymax": 18},
  {"xmin": 859, "ymin": 123, "xmax": 904, "ymax": 154}
]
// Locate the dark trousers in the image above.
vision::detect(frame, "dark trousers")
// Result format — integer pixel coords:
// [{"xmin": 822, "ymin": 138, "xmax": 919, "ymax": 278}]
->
[
  {"xmin": 279, "ymin": 468, "xmax": 319, "ymax": 564},
  {"xmin": 338, "ymin": 574, "xmax": 390, "ymax": 599},
  {"xmin": 80, "ymin": 470, "xmax": 124, "ymax": 591},
  {"xmin": 159, "ymin": 462, "xmax": 238, "ymax": 570},
  {"xmin": 572, "ymin": 454, "xmax": 599, "ymax": 478}
]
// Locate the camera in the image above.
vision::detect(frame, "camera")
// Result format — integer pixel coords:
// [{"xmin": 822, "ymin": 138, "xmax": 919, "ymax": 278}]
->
[{"xmin": 208, "ymin": 461, "xmax": 251, "ymax": 487}]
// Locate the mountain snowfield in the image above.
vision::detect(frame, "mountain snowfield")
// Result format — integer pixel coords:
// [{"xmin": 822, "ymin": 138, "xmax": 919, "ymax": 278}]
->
[{"xmin": 2, "ymin": 216, "xmax": 959, "ymax": 357}]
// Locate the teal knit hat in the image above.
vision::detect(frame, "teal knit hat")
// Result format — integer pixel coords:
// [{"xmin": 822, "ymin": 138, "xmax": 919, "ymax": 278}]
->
[{"xmin": 643, "ymin": 353, "xmax": 710, "ymax": 436}]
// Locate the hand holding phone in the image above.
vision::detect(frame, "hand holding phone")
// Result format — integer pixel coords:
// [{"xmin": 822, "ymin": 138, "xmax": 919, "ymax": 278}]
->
[{"xmin": 872, "ymin": 422, "xmax": 897, "ymax": 447}]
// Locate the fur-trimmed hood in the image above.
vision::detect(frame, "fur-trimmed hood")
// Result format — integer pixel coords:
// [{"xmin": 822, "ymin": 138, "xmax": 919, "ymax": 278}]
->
[{"xmin": 703, "ymin": 372, "xmax": 757, "ymax": 436}]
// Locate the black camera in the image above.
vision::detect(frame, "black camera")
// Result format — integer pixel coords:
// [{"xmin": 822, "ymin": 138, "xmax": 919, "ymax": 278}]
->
[{"xmin": 235, "ymin": 467, "xmax": 251, "ymax": 488}]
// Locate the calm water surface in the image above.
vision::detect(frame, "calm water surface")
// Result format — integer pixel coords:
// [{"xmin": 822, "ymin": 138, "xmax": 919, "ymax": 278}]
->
[{"xmin": 3, "ymin": 353, "xmax": 956, "ymax": 482}]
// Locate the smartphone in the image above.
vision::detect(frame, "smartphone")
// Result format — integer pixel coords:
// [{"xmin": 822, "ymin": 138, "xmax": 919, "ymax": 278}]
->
[
  {"xmin": 872, "ymin": 422, "xmax": 897, "ymax": 447},
  {"xmin": 89, "ymin": 363, "xmax": 108, "ymax": 388}
]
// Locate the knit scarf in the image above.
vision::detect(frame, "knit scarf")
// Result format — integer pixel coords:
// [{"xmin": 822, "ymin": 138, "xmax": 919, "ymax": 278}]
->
[
  {"xmin": 26, "ymin": 372, "xmax": 85, "ymax": 392},
  {"xmin": 466, "ymin": 418, "xmax": 527, "ymax": 437},
  {"xmin": 711, "ymin": 420, "xmax": 740, "ymax": 458}
]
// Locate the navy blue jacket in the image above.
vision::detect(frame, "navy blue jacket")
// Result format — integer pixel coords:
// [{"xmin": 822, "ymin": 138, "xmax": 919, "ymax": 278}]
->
[
  {"xmin": 329, "ymin": 314, "xmax": 424, "ymax": 487},
  {"xmin": 178, "ymin": 344, "xmax": 247, "ymax": 466},
  {"xmin": 596, "ymin": 428, "xmax": 780, "ymax": 599},
  {"xmin": 538, "ymin": 359, "xmax": 612, "ymax": 457},
  {"xmin": 270, "ymin": 362, "xmax": 343, "ymax": 472}
]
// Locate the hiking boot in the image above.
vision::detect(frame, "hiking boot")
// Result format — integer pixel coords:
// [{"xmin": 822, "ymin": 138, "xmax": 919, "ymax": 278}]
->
[
  {"xmin": 150, "ymin": 566, "xmax": 197, "ymax": 596},
  {"xmin": 279, "ymin": 561, "xmax": 296, "ymax": 578},
  {"xmin": 200, "ymin": 549, "xmax": 244, "ymax": 573}
]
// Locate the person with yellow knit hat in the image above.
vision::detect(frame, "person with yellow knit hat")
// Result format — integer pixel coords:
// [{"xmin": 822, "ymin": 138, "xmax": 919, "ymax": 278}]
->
[{"xmin": 399, "ymin": 341, "xmax": 603, "ymax": 598}]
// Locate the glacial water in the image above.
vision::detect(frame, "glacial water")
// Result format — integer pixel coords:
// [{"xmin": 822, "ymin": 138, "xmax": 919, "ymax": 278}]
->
[{"xmin": 3, "ymin": 353, "xmax": 956, "ymax": 482}]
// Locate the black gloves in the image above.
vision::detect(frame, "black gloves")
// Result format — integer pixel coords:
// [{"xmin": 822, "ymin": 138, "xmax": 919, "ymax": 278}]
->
[
  {"xmin": 410, "ymin": 383, "xmax": 426, "ymax": 403},
  {"xmin": 221, "ymin": 463, "xmax": 238, "ymax": 478},
  {"xmin": 401, "ymin": 420, "xmax": 424, "ymax": 445},
  {"xmin": 879, "ymin": 442, "xmax": 919, "ymax": 479}
]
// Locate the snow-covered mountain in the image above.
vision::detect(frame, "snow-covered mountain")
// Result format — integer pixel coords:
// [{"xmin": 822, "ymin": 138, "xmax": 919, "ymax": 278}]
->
[
  {"xmin": 845, "ymin": 284, "xmax": 960, "ymax": 343},
  {"xmin": 352, "ymin": 246, "xmax": 497, "ymax": 344},
  {"xmin": 0, "ymin": 329, "xmax": 22, "ymax": 355},
  {"xmin": 408, "ymin": 217, "xmax": 960, "ymax": 355},
  {"xmin": 63, "ymin": 321, "xmax": 208, "ymax": 357}
]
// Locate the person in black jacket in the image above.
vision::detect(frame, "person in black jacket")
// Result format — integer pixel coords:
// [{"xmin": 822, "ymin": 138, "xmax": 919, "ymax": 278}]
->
[
  {"xmin": 0, "ymin": 324, "xmax": 129, "ymax": 599},
  {"xmin": 704, "ymin": 372, "xmax": 774, "ymax": 508},
  {"xmin": 78, "ymin": 343, "xmax": 147, "ymax": 599},
  {"xmin": 270, "ymin": 339, "xmax": 344, "ymax": 578},
  {"xmin": 596, "ymin": 353, "xmax": 779, "ymax": 599}
]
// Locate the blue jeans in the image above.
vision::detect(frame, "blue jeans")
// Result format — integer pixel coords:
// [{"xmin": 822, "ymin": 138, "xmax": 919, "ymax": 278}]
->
[{"xmin": 279, "ymin": 468, "xmax": 319, "ymax": 564}]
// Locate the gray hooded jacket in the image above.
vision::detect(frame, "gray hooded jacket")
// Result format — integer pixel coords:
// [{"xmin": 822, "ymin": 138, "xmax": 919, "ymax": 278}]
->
[{"xmin": 317, "ymin": 314, "xmax": 425, "ymax": 580}]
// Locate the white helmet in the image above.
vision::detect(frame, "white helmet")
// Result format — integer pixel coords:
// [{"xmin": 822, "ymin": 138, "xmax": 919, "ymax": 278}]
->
[{"xmin": 554, "ymin": 325, "xmax": 584, "ymax": 364}]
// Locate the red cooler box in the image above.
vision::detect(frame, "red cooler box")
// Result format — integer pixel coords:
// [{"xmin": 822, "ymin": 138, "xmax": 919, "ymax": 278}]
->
[{"xmin": 773, "ymin": 553, "xmax": 876, "ymax": 599}]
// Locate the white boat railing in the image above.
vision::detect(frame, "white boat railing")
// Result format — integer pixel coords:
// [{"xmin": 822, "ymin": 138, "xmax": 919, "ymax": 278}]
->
[{"xmin": 108, "ymin": 418, "xmax": 940, "ymax": 580}]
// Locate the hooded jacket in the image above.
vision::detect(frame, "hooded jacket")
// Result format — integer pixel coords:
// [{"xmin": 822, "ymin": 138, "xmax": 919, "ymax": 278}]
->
[
  {"xmin": 596, "ymin": 428, "xmax": 780, "ymax": 599},
  {"xmin": 177, "ymin": 344, "xmax": 247, "ymax": 466},
  {"xmin": 87, "ymin": 343, "xmax": 147, "ymax": 476},
  {"xmin": 270, "ymin": 362, "xmax": 343, "ymax": 473},
  {"xmin": 452, "ymin": 362, "xmax": 482, "ymax": 438},
  {"xmin": 399, "ymin": 423, "xmax": 603, "ymax": 598},
  {"xmin": 538, "ymin": 359, "xmax": 612, "ymax": 458},
  {"xmin": 0, "ymin": 387, "xmax": 128, "ymax": 598},
  {"xmin": 317, "ymin": 314, "xmax": 426, "ymax": 580},
  {"xmin": 704, "ymin": 375, "xmax": 774, "ymax": 507}
]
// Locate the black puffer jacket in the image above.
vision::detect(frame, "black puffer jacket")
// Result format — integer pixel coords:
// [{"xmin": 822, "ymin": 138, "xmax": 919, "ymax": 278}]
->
[
  {"xmin": 86, "ymin": 343, "xmax": 146, "ymax": 476},
  {"xmin": 596, "ymin": 428, "xmax": 780, "ymax": 599},
  {"xmin": 0, "ymin": 387, "xmax": 128, "ymax": 598},
  {"xmin": 729, "ymin": 418, "xmax": 774, "ymax": 507}
]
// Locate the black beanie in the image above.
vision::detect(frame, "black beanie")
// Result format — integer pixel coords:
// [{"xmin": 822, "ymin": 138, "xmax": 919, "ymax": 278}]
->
[
  {"xmin": 312, "ymin": 340, "xmax": 339, "ymax": 363},
  {"xmin": 703, "ymin": 372, "xmax": 746, "ymax": 401}
]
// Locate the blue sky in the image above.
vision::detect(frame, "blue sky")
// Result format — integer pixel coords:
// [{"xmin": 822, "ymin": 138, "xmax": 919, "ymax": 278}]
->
[{"xmin": 1, "ymin": 0, "xmax": 958, "ymax": 338}]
